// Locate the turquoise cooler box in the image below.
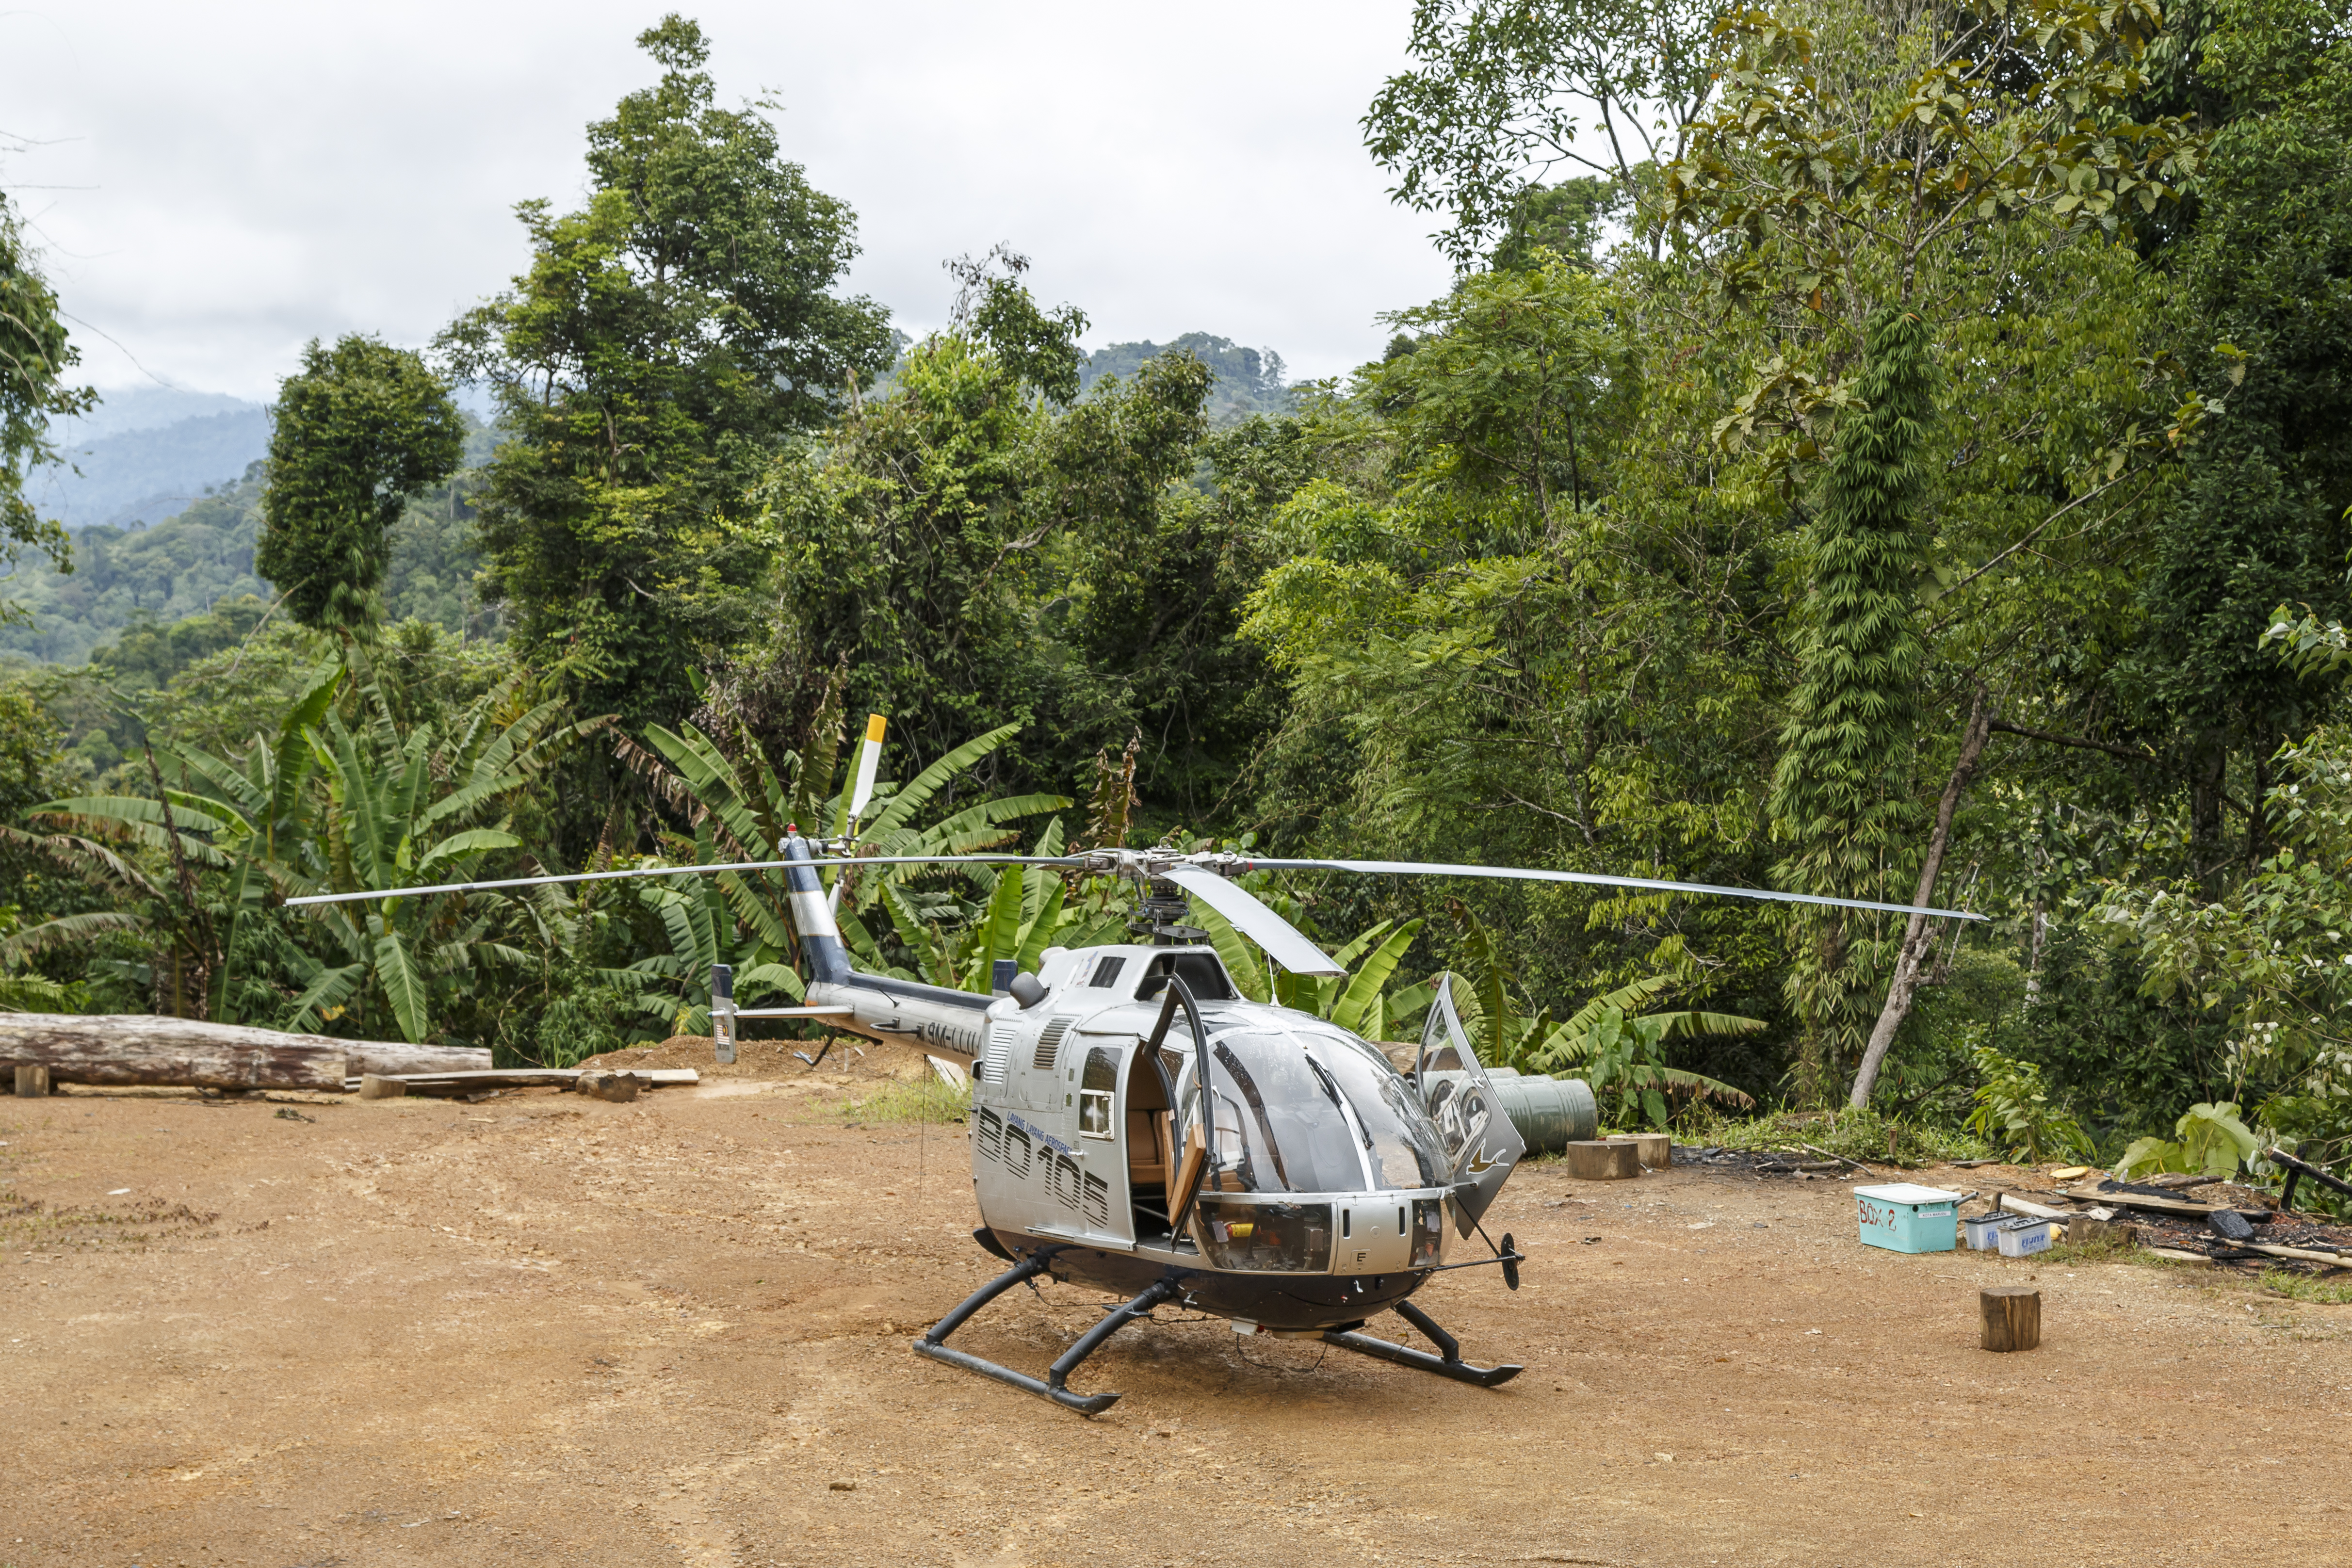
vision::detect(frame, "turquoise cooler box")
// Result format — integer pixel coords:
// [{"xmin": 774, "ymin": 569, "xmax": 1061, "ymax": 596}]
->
[{"xmin": 1853, "ymin": 1182, "xmax": 1961, "ymax": 1253}]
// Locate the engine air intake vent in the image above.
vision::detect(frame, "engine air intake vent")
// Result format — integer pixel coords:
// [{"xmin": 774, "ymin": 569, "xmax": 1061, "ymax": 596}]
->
[{"xmin": 1033, "ymin": 1017, "xmax": 1071, "ymax": 1071}]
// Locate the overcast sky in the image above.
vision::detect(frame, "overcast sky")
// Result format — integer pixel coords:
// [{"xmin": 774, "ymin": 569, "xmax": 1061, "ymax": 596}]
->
[{"xmin": 1, "ymin": 0, "xmax": 1457, "ymax": 405}]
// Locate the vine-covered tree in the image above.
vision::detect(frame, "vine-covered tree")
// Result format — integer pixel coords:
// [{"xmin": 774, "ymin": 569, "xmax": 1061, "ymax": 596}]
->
[
  {"xmin": 1766, "ymin": 306, "xmax": 1933, "ymax": 1103},
  {"xmin": 256, "ymin": 335, "xmax": 464, "ymax": 630}
]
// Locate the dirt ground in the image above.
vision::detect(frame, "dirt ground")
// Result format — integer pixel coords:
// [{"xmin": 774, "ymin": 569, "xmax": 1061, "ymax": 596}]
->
[{"xmin": 4, "ymin": 1043, "xmax": 2349, "ymax": 1568}]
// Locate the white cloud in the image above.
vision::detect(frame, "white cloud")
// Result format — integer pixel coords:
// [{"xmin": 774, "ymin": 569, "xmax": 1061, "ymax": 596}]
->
[{"xmin": 1, "ymin": 0, "xmax": 1454, "ymax": 402}]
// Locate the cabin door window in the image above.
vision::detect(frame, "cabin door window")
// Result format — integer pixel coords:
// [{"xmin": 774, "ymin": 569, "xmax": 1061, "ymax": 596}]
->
[{"xmin": 1078, "ymin": 1046, "xmax": 1120, "ymax": 1138}]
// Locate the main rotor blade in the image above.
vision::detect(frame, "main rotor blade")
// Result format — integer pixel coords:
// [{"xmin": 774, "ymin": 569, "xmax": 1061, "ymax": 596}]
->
[
  {"xmin": 1237, "ymin": 858, "xmax": 1987, "ymax": 922},
  {"xmin": 1164, "ymin": 864, "xmax": 1344, "ymax": 976},
  {"xmin": 281, "ymin": 854, "xmax": 1083, "ymax": 907}
]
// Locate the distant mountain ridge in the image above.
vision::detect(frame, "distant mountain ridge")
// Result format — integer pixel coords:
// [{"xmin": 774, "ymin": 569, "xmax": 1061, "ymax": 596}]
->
[{"xmin": 30, "ymin": 388, "xmax": 274, "ymax": 531}]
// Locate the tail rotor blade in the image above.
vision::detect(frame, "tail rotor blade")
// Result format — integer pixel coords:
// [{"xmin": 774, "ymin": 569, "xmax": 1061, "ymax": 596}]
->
[
  {"xmin": 1164, "ymin": 865, "xmax": 1342, "ymax": 977},
  {"xmin": 848, "ymin": 713, "xmax": 887, "ymax": 824}
]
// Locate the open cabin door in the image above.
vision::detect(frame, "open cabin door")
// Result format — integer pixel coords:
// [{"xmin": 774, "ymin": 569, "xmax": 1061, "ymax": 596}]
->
[{"xmin": 1416, "ymin": 975, "xmax": 1525, "ymax": 1234}]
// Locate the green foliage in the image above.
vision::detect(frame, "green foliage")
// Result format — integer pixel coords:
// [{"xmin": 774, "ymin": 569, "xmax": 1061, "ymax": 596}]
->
[
  {"xmin": 1195, "ymin": 894, "xmax": 1435, "ymax": 1040},
  {"xmin": 15, "ymin": 653, "xmax": 598, "ymax": 1040},
  {"xmin": 758, "ymin": 313, "xmax": 1210, "ymax": 788},
  {"xmin": 2116, "ymin": 1099, "xmax": 2261, "ymax": 1179},
  {"xmin": 844, "ymin": 1073, "xmax": 973, "ymax": 1126},
  {"xmin": 438, "ymin": 13, "xmax": 893, "ymax": 750},
  {"xmin": 1661, "ymin": 0, "xmax": 2203, "ymax": 312},
  {"xmin": 1694, "ymin": 1105, "xmax": 1993, "ymax": 1165},
  {"xmin": 1364, "ymin": 0, "xmax": 1719, "ymax": 262},
  {"xmin": 1966, "ymin": 1042, "xmax": 2093, "ymax": 1162},
  {"xmin": 257, "ymin": 336, "xmax": 464, "ymax": 630},
  {"xmin": 2260, "ymin": 1268, "xmax": 2352, "ymax": 1305},
  {"xmin": 2101, "ymin": 726, "xmax": 2352, "ymax": 1168},
  {"xmin": 0, "ymin": 448, "xmax": 497, "ymax": 669},
  {"xmin": 1077, "ymin": 333, "xmax": 1296, "ymax": 425},
  {"xmin": 623, "ymin": 710, "xmax": 1070, "ymax": 1012},
  {"xmin": 0, "ymin": 193, "xmax": 94, "ymax": 622},
  {"xmin": 1525, "ymin": 976, "xmax": 1761, "ymax": 1128},
  {"xmin": 1768, "ymin": 305, "xmax": 1933, "ymax": 1101}
]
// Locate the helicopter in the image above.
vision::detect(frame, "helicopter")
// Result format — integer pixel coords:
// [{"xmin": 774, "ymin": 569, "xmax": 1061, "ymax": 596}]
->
[{"xmin": 291, "ymin": 718, "xmax": 1987, "ymax": 1417}]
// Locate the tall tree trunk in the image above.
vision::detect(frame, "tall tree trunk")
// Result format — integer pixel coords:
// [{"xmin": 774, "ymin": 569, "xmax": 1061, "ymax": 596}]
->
[{"xmin": 1848, "ymin": 686, "xmax": 1994, "ymax": 1108}]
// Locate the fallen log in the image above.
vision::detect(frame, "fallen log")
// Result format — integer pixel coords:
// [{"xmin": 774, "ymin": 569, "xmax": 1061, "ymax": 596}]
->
[{"xmin": 0, "ymin": 1014, "xmax": 347, "ymax": 1091}]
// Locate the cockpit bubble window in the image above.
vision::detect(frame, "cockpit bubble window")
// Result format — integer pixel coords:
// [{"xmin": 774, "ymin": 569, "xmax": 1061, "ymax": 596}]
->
[
  {"xmin": 1195, "ymin": 1033, "xmax": 1372, "ymax": 1194},
  {"xmin": 1311, "ymin": 1037, "xmax": 1452, "ymax": 1189},
  {"xmin": 1078, "ymin": 1045, "xmax": 1120, "ymax": 1138},
  {"xmin": 1134, "ymin": 952, "xmax": 1235, "ymax": 1003}
]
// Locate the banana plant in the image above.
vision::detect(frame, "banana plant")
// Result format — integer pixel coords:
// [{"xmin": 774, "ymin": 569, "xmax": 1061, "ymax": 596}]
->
[
  {"xmin": 1521, "ymin": 977, "xmax": 1761, "ymax": 1127},
  {"xmin": 1197, "ymin": 898, "xmax": 1435, "ymax": 1039},
  {"xmin": 627, "ymin": 717, "xmax": 1069, "ymax": 1006},
  {"xmin": 274, "ymin": 671, "xmax": 600, "ymax": 1041},
  {"xmin": 15, "ymin": 660, "xmax": 347, "ymax": 1019},
  {"xmin": 29, "ymin": 663, "xmax": 596, "ymax": 1041}
]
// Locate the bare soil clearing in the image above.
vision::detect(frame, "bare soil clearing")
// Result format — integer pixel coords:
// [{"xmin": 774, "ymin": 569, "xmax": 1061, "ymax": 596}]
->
[{"xmin": 4, "ymin": 1053, "xmax": 2347, "ymax": 1568}]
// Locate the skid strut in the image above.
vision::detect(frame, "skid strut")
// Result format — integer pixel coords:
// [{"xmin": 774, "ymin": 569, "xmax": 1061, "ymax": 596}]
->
[
  {"xmin": 912, "ymin": 1255, "xmax": 1180, "ymax": 1416},
  {"xmin": 1322, "ymin": 1298, "xmax": 1523, "ymax": 1388}
]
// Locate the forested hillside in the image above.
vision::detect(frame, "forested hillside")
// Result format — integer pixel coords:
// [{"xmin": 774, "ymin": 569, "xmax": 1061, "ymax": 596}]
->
[
  {"xmin": 0, "ymin": 420, "xmax": 500, "ymax": 665},
  {"xmin": 30, "ymin": 403, "xmax": 271, "ymax": 529},
  {"xmin": 2, "ymin": 3, "xmax": 2346, "ymax": 1201}
]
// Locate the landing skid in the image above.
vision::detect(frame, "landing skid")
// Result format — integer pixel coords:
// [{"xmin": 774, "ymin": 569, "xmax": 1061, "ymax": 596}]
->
[
  {"xmin": 1322, "ymin": 1298, "xmax": 1523, "ymax": 1389},
  {"xmin": 911, "ymin": 1253, "xmax": 1179, "ymax": 1417}
]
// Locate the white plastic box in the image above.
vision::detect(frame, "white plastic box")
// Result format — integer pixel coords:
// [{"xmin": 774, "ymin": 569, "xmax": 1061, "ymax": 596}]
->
[{"xmin": 1994, "ymin": 1216, "xmax": 2056, "ymax": 1257}]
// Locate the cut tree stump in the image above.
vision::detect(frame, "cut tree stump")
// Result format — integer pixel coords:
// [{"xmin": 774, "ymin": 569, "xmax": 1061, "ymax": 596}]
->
[
  {"xmin": 1566, "ymin": 1140, "xmax": 1642, "ymax": 1180},
  {"xmin": 357, "ymin": 1074, "xmax": 407, "ymax": 1100},
  {"xmin": 0, "ymin": 1015, "xmax": 348, "ymax": 1091},
  {"xmin": 2069, "ymin": 1214, "xmax": 2140, "ymax": 1248},
  {"xmin": 14, "ymin": 1064, "xmax": 49, "ymax": 1097},
  {"xmin": 1980, "ymin": 1287, "xmax": 2042, "ymax": 1352}
]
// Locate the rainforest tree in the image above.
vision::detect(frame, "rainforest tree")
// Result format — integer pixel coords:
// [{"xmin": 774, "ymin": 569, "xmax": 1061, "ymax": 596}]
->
[
  {"xmin": 256, "ymin": 335, "xmax": 464, "ymax": 631},
  {"xmin": 437, "ymin": 13, "xmax": 893, "ymax": 744}
]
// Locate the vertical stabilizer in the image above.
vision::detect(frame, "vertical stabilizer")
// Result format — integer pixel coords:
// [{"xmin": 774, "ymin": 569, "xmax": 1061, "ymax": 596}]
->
[{"xmin": 784, "ymin": 833, "xmax": 853, "ymax": 984}]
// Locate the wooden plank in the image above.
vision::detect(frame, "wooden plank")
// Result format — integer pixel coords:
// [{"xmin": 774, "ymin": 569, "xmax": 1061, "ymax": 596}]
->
[
  {"xmin": 344, "ymin": 1043, "xmax": 492, "ymax": 1077},
  {"xmin": 2240, "ymin": 1241, "xmax": 2352, "ymax": 1268},
  {"xmin": 350, "ymin": 1067, "xmax": 702, "ymax": 1090},
  {"xmin": 1980, "ymin": 1286, "xmax": 2041, "ymax": 1352},
  {"xmin": 2141, "ymin": 1245, "xmax": 2214, "ymax": 1263},
  {"xmin": 2058, "ymin": 1184, "xmax": 2270, "ymax": 1220},
  {"xmin": 14, "ymin": 1064, "xmax": 49, "ymax": 1097},
  {"xmin": 0, "ymin": 1015, "xmax": 345, "ymax": 1091}
]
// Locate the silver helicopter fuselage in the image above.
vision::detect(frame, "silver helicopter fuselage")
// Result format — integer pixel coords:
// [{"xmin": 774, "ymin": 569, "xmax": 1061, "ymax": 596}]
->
[{"xmin": 786, "ymin": 854, "xmax": 1505, "ymax": 1332}]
